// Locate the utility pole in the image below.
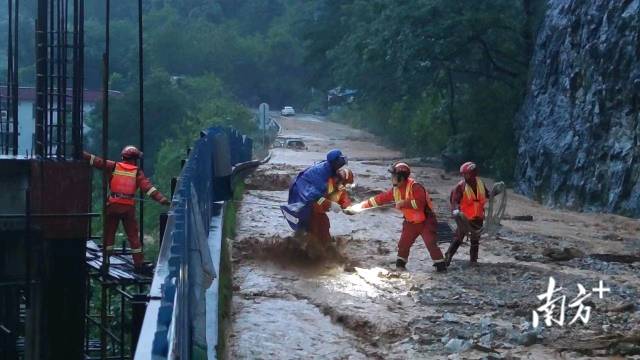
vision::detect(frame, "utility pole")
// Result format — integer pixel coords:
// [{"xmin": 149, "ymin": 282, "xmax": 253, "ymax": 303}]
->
[
  {"xmin": 100, "ymin": 0, "xmax": 110, "ymax": 358},
  {"xmin": 138, "ymin": 0, "xmax": 145, "ymax": 252}
]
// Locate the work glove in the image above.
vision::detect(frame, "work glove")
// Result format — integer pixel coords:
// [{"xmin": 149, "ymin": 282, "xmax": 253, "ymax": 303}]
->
[
  {"xmin": 452, "ymin": 209, "xmax": 460, "ymax": 218},
  {"xmin": 330, "ymin": 202, "xmax": 342, "ymax": 213},
  {"xmin": 343, "ymin": 207, "xmax": 357, "ymax": 215}
]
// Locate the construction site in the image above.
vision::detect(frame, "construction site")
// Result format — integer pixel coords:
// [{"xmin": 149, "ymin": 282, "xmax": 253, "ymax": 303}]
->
[
  {"xmin": 0, "ymin": 0, "xmax": 254, "ymax": 358},
  {"xmin": 1, "ymin": 0, "xmax": 639, "ymax": 359}
]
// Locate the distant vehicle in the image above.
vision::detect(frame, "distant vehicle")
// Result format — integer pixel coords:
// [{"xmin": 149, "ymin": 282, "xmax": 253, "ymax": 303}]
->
[
  {"xmin": 327, "ymin": 87, "xmax": 358, "ymax": 106},
  {"xmin": 273, "ymin": 136, "xmax": 307, "ymax": 150},
  {"xmin": 285, "ymin": 139, "xmax": 307, "ymax": 150},
  {"xmin": 281, "ymin": 106, "xmax": 295, "ymax": 116}
]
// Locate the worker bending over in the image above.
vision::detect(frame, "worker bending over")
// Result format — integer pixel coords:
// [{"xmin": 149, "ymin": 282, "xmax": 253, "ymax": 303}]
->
[
  {"xmin": 347, "ymin": 162, "xmax": 446, "ymax": 272},
  {"xmin": 445, "ymin": 161, "xmax": 499, "ymax": 266},
  {"xmin": 282, "ymin": 149, "xmax": 348, "ymax": 232},
  {"xmin": 84, "ymin": 146, "xmax": 170, "ymax": 274},
  {"xmin": 309, "ymin": 168, "xmax": 354, "ymax": 243}
]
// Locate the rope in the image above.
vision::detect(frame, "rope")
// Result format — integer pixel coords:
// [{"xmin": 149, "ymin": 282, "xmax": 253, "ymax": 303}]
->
[
  {"xmin": 232, "ymin": 199, "xmax": 396, "ymax": 212},
  {"xmin": 484, "ymin": 181, "xmax": 507, "ymax": 237}
]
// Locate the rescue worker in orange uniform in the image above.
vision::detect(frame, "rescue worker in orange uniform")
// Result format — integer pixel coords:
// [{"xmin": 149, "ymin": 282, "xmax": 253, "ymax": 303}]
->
[
  {"xmin": 84, "ymin": 146, "xmax": 170, "ymax": 274},
  {"xmin": 347, "ymin": 162, "xmax": 446, "ymax": 272},
  {"xmin": 309, "ymin": 168, "xmax": 354, "ymax": 243},
  {"xmin": 445, "ymin": 161, "xmax": 497, "ymax": 266}
]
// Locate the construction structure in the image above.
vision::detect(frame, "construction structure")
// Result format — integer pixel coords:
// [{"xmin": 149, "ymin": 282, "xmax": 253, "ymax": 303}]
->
[
  {"xmin": 0, "ymin": 1, "xmax": 256, "ymax": 358},
  {"xmin": 0, "ymin": 0, "xmax": 92, "ymax": 358}
]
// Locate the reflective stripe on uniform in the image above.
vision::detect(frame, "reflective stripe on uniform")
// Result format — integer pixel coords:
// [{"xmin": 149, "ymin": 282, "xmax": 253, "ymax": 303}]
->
[
  {"xmin": 405, "ymin": 182, "xmax": 412, "ymax": 199},
  {"xmin": 394, "ymin": 183, "xmax": 416, "ymax": 205},
  {"xmin": 113, "ymin": 169, "xmax": 136, "ymax": 177},
  {"xmin": 393, "ymin": 187, "xmax": 401, "ymax": 203},
  {"xmin": 106, "ymin": 245, "xmax": 114, "ymax": 251},
  {"xmin": 89, "ymin": 154, "xmax": 95, "ymax": 165},
  {"xmin": 130, "ymin": 247, "xmax": 143, "ymax": 254},
  {"xmin": 394, "ymin": 179, "xmax": 428, "ymax": 223},
  {"xmin": 369, "ymin": 197, "xmax": 378, "ymax": 207},
  {"xmin": 317, "ymin": 197, "xmax": 326, "ymax": 205},
  {"xmin": 461, "ymin": 178, "xmax": 486, "ymax": 219},
  {"xmin": 397, "ymin": 256, "xmax": 408, "ymax": 262},
  {"xmin": 146, "ymin": 186, "xmax": 157, "ymax": 196}
]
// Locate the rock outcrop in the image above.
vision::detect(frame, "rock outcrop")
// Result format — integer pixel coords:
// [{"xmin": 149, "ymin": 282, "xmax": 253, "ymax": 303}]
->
[{"xmin": 516, "ymin": 0, "xmax": 640, "ymax": 216}]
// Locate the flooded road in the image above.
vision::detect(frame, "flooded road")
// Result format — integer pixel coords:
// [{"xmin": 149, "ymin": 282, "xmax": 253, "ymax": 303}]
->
[{"xmin": 227, "ymin": 115, "xmax": 640, "ymax": 359}]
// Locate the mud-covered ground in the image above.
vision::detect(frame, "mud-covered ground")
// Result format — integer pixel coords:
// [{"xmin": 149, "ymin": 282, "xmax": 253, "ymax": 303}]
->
[{"xmin": 227, "ymin": 115, "xmax": 640, "ymax": 359}]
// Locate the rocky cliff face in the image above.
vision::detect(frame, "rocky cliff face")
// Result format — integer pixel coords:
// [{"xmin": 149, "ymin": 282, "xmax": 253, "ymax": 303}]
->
[{"xmin": 516, "ymin": 0, "xmax": 640, "ymax": 216}]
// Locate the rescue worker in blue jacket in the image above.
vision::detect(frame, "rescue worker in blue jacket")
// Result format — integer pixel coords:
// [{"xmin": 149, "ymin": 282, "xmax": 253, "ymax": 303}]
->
[{"xmin": 282, "ymin": 149, "xmax": 348, "ymax": 231}]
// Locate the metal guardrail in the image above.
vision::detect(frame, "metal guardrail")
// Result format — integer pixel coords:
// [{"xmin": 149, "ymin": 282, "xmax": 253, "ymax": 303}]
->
[{"xmin": 134, "ymin": 126, "xmax": 252, "ymax": 359}]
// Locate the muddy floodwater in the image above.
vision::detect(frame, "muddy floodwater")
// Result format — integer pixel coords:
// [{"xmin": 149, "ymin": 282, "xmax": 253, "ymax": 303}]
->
[{"xmin": 227, "ymin": 115, "xmax": 640, "ymax": 359}]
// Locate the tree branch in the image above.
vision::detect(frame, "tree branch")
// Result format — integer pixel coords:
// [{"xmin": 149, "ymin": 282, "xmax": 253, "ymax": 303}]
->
[{"xmin": 473, "ymin": 36, "xmax": 520, "ymax": 78}]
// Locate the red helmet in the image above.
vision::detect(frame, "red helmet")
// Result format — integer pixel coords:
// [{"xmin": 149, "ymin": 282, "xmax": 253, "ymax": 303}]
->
[
  {"xmin": 121, "ymin": 145, "xmax": 143, "ymax": 160},
  {"xmin": 337, "ymin": 167, "xmax": 354, "ymax": 184},
  {"xmin": 389, "ymin": 162, "xmax": 411, "ymax": 176},
  {"xmin": 460, "ymin": 161, "xmax": 476, "ymax": 174}
]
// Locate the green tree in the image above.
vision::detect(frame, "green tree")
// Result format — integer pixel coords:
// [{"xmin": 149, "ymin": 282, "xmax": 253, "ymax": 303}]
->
[{"xmin": 301, "ymin": 0, "xmax": 543, "ymax": 179}]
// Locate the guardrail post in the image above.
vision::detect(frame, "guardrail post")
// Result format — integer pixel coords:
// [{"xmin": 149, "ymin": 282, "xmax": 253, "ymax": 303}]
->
[
  {"xmin": 170, "ymin": 177, "xmax": 177, "ymax": 199},
  {"xmin": 130, "ymin": 293, "xmax": 147, "ymax": 357},
  {"xmin": 159, "ymin": 212, "xmax": 168, "ymax": 248}
]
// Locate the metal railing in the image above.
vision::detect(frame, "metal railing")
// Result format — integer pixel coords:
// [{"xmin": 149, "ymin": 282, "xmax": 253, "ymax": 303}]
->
[{"xmin": 135, "ymin": 126, "xmax": 252, "ymax": 359}]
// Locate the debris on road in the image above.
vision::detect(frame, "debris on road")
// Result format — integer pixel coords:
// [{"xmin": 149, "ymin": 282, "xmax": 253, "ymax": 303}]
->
[{"xmin": 227, "ymin": 115, "xmax": 640, "ymax": 359}]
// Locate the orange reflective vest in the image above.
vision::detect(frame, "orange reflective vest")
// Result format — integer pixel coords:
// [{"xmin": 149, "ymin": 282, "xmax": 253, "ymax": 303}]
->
[
  {"xmin": 109, "ymin": 162, "xmax": 138, "ymax": 205},
  {"xmin": 393, "ymin": 178, "xmax": 435, "ymax": 224},
  {"xmin": 460, "ymin": 178, "xmax": 487, "ymax": 220},
  {"xmin": 317, "ymin": 178, "xmax": 345, "ymax": 205}
]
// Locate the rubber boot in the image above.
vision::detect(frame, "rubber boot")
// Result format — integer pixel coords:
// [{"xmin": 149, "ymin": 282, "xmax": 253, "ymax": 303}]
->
[
  {"xmin": 433, "ymin": 261, "xmax": 447, "ymax": 273},
  {"xmin": 469, "ymin": 243, "xmax": 479, "ymax": 264},
  {"xmin": 445, "ymin": 240, "xmax": 462, "ymax": 266},
  {"xmin": 395, "ymin": 258, "xmax": 407, "ymax": 271}
]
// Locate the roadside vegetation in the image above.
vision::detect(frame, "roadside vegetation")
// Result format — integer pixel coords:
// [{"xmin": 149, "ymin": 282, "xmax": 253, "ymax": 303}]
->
[{"xmin": 2, "ymin": 0, "xmax": 547, "ymax": 237}]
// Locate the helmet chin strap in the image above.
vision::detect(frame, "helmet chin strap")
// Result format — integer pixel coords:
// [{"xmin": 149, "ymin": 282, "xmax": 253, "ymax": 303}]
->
[{"xmin": 392, "ymin": 174, "xmax": 407, "ymax": 186}]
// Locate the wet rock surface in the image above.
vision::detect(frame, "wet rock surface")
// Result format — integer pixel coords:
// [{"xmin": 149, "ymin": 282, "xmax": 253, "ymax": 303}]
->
[
  {"xmin": 227, "ymin": 115, "xmax": 640, "ymax": 359},
  {"xmin": 516, "ymin": 0, "xmax": 640, "ymax": 216}
]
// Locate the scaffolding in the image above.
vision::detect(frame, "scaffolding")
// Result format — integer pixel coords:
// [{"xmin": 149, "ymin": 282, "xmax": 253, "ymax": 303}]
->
[
  {"xmin": 33, "ymin": 0, "xmax": 85, "ymax": 159},
  {"xmin": 0, "ymin": 0, "xmax": 19, "ymax": 156},
  {"xmin": 84, "ymin": 241, "xmax": 151, "ymax": 359},
  {"xmin": 0, "ymin": 0, "xmax": 151, "ymax": 358}
]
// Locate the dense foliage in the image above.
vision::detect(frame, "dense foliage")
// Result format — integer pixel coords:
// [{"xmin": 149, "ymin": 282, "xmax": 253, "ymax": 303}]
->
[
  {"xmin": 297, "ymin": 0, "xmax": 545, "ymax": 179},
  {"xmin": 3, "ymin": 0, "xmax": 546, "ymax": 241}
]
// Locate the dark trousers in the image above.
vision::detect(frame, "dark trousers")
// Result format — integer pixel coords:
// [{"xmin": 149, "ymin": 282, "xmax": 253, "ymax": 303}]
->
[
  {"xmin": 446, "ymin": 214, "xmax": 484, "ymax": 263},
  {"xmin": 104, "ymin": 203, "xmax": 144, "ymax": 266},
  {"xmin": 308, "ymin": 211, "xmax": 331, "ymax": 243}
]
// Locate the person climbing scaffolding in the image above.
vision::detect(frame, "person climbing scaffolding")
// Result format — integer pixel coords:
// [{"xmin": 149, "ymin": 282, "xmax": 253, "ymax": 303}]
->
[{"xmin": 84, "ymin": 146, "xmax": 170, "ymax": 275}]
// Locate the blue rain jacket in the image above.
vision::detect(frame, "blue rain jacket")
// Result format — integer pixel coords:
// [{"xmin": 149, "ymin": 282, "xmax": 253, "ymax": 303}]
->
[{"xmin": 281, "ymin": 161, "xmax": 334, "ymax": 231}]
